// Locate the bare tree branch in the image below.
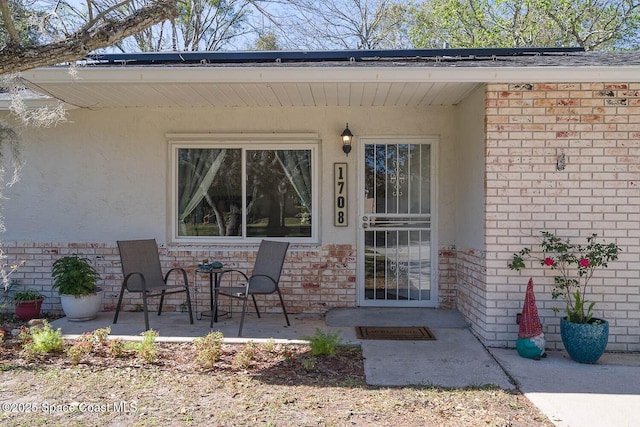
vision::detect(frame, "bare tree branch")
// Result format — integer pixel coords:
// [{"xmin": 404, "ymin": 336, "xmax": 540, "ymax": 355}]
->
[
  {"xmin": 0, "ymin": 0, "xmax": 179, "ymax": 75},
  {"xmin": 0, "ymin": 0, "xmax": 20, "ymax": 44}
]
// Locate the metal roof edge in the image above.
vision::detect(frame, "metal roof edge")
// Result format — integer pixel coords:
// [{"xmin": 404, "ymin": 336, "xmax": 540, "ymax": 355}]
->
[{"xmin": 85, "ymin": 47, "xmax": 585, "ymax": 65}]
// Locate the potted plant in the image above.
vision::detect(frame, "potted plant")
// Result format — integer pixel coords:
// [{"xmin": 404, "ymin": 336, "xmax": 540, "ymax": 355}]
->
[
  {"xmin": 51, "ymin": 255, "xmax": 102, "ymax": 321},
  {"xmin": 14, "ymin": 289, "xmax": 45, "ymax": 321},
  {"xmin": 509, "ymin": 231, "xmax": 621, "ymax": 363}
]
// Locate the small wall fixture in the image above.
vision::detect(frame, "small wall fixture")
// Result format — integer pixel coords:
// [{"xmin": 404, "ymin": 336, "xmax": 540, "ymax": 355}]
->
[
  {"xmin": 556, "ymin": 153, "xmax": 566, "ymax": 171},
  {"xmin": 340, "ymin": 123, "xmax": 354, "ymax": 156}
]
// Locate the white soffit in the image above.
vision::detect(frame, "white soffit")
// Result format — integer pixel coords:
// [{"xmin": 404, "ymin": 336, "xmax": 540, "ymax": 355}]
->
[{"xmin": 20, "ymin": 65, "xmax": 640, "ymax": 109}]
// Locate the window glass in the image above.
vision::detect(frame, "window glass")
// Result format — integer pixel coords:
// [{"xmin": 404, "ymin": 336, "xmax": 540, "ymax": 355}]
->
[
  {"xmin": 175, "ymin": 145, "xmax": 314, "ymax": 241},
  {"xmin": 246, "ymin": 150, "xmax": 312, "ymax": 238},
  {"xmin": 177, "ymin": 148, "xmax": 242, "ymax": 237}
]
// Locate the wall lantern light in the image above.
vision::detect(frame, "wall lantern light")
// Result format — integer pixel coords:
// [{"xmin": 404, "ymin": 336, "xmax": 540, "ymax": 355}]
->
[{"xmin": 340, "ymin": 123, "xmax": 354, "ymax": 156}]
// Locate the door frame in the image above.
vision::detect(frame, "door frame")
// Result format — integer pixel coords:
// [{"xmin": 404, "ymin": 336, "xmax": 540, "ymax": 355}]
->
[{"xmin": 356, "ymin": 135, "xmax": 439, "ymax": 307}]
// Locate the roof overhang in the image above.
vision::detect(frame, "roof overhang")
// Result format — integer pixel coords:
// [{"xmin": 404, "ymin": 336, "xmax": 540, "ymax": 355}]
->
[{"xmin": 7, "ymin": 49, "xmax": 640, "ymax": 110}]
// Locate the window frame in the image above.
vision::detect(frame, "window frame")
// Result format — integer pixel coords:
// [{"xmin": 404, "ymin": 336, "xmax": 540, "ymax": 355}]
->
[{"xmin": 168, "ymin": 133, "xmax": 320, "ymax": 244}]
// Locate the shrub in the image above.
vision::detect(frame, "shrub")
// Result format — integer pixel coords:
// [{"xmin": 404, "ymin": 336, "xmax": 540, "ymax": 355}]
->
[
  {"xmin": 232, "ymin": 341, "xmax": 256, "ymax": 370},
  {"xmin": 66, "ymin": 334, "xmax": 93, "ymax": 365},
  {"xmin": 108, "ymin": 339, "xmax": 126, "ymax": 358},
  {"xmin": 193, "ymin": 331, "xmax": 224, "ymax": 369},
  {"xmin": 509, "ymin": 231, "xmax": 621, "ymax": 323},
  {"xmin": 19, "ymin": 320, "xmax": 64, "ymax": 361},
  {"xmin": 92, "ymin": 327, "xmax": 111, "ymax": 347},
  {"xmin": 302, "ymin": 329, "xmax": 342, "ymax": 356},
  {"xmin": 134, "ymin": 329, "xmax": 158, "ymax": 363}
]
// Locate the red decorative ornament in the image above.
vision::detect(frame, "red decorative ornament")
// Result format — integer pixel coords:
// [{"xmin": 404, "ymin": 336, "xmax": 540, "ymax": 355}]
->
[{"xmin": 519, "ymin": 278, "xmax": 543, "ymax": 338}]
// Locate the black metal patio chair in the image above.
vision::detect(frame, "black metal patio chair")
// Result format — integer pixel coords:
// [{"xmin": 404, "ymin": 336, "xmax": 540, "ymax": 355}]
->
[
  {"xmin": 214, "ymin": 240, "xmax": 290, "ymax": 336},
  {"xmin": 114, "ymin": 239, "xmax": 193, "ymax": 331}
]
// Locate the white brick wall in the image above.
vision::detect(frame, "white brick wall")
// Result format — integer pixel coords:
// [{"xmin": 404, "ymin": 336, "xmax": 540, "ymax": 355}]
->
[
  {"xmin": 2, "ymin": 242, "xmax": 458, "ymax": 318},
  {"xmin": 1, "ymin": 242, "xmax": 359, "ymax": 317},
  {"xmin": 483, "ymin": 82, "xmax": 640, "ymax": 351}
]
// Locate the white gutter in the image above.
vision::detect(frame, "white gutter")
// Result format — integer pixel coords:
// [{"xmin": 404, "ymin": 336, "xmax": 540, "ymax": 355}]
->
[{"xmin": 21, "ymin": 65, "xmax": 640, "ymax": 85}]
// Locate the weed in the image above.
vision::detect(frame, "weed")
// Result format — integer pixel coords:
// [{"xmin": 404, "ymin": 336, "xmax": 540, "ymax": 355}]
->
[
  {"xmin": 261, "ymin": 338, "xmax": 276, "ymax": 353},
  {"xmin": 302, "ymin": 328, "xmax": 342, "ymax": 356},
  {"xmin": 282, "ymin": 347, "xmax": 297, "ymax": 365},
  {"xmin": 300, "ymin": 356, "xmax": 316, "ymax": 372},
  {"xmin": 232, "ymin": 341, "xmax": 256, "ymax": 370},
  {"xmin": 343, "ymin": 376, "xmax": 363, "ymax": 388},
  {"xmin": 193, "ymin": 331, "xmax": 224, "ymax": 370}
]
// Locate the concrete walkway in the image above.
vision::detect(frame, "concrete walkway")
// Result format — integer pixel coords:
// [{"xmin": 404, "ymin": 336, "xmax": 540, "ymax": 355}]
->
[
  {"xmin": 491, "ymin": 348, "xmax": 640, "ymax": 427},
  {"xmin": 51, "ymin": 307, "xmax": 640, "ymax": 427}
]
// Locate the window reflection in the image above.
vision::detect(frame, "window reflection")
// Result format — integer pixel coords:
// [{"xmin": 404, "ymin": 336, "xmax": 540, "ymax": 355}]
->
[{"xmin": 177, "ymin": 148, "xmax": 312, "ymax": 238}]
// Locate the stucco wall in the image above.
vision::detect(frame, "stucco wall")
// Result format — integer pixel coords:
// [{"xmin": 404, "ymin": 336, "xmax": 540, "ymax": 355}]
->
[
  {"xmin": 1, "ymin": 105, "xmax": 459, "ymax": 314},
  {"xmin": 3, "ymin": 106, "xmax": 457, "ymax": 245},
  {"xmin": 455, "ymin": 85, "xmax": 487, "ymax": 250},
  {"xmin": 453, "ymin": 85, "xmax": 489, "ymax": 337}
]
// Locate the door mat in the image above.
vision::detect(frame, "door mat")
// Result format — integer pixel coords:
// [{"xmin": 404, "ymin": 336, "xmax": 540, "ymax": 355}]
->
[{"xmin": 355, "ymin": 326, "xmax": 436, "ymax": 340}]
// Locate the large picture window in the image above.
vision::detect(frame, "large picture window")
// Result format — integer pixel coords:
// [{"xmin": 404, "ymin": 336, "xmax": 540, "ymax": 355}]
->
[{"xmin": 170, "ymin": 136, "xmax": 317, "ymax": 243}]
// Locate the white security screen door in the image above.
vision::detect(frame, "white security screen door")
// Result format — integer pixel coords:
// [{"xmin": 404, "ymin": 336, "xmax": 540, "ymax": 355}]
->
[{"xmin": 358, "ymin": 137, "xmax": 437, "ymax": 307}]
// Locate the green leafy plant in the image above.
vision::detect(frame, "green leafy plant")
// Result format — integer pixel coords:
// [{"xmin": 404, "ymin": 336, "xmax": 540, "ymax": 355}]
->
[
  {"xmin": 19, "ymin": 320, "xmax": 64, "ymax": 361},
  {"xmin": 300, "ymin": 356, "xmax": 316, "ymax": 372},
  {"xmin": 193, "ymin": 331, "xmax": 224, "ymax": 369},
  {"xmin": 302, "ymin": 328, "xmax": 342, "ymax": 356},
  {"xmin": 509, "ymin": 232, "xmax": 621, "ymax": 324},
  {"xmin": 13, "ymin": 289, "xmax": 44, "ymax": 303},
  {"xmin": 132, "ymin": 329, "xmax": 158, "ymax": 363},
  {"xmin": 51, "ymin": 255, "xmax": 100, "ymax": 296}
]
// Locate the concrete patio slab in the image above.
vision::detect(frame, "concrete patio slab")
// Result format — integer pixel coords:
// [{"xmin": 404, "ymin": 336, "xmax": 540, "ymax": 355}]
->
[
  {"xmin": 325, "ymin": 306, "xmax": 469, "ymax": 328},
  {"xmin": 361, "ymin": 328, "xmax": 515, "ymax": 389},
  {"xmin": 490, "ymin": 348, "xmax": 640, "ymax": 427},
  {"xmin": 51, "ymin": 311, "xmax": 358, "ymax": 344}
]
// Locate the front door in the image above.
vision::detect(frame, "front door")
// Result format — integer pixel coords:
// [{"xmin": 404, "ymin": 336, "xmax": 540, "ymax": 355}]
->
[{"xmin": 357, "ymin": 137, "xmax": 437, "ymax": 307}]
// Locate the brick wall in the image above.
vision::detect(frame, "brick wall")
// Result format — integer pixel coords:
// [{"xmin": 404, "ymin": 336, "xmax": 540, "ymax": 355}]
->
[
  {"xmin": 1, "ymin": 242, "xmax": 359, "ymax": 317},
  {"xmin": 456, "ymin": 248, "xmax": 489, "ymax": 340},
  {"xmin": 3, "ymin": 241, "xmax": 459, "ymax": 318},
  {"xmin": 485, "ymin": 82, "xmax": 640, "ymax": 351},
  {"xmin": 438, "ymin": 247, "xmax": 458, "ymax": 309}
]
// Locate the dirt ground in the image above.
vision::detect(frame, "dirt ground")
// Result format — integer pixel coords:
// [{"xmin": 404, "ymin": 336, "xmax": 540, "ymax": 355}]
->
[{"xmin": 0, "ymin": 315, "xmax": 553, "ymax": 426}]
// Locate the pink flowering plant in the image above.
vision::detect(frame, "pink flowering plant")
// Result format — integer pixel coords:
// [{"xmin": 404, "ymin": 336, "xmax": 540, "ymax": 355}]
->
[{"xmin": 509, "ymin": 231, "xmax": 621, "ymax": 324}]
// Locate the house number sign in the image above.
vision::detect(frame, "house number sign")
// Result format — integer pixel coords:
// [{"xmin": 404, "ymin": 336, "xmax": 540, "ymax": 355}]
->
[{"xmin": 334, "ymin": 163, "xmax": 348, "ymax": 227}]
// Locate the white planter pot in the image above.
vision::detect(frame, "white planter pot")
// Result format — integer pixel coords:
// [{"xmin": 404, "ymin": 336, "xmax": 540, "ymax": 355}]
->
[{"xmin": 60, "ymin": 288, "xmax": 103, "ymax": 321}]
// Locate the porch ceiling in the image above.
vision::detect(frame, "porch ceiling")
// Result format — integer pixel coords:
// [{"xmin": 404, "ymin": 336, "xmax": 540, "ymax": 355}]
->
[
  {"xmin": 22, "ymin": 70, "xmax": 480, "ymax": 109},
  {"xmin": 25, "ymin": 81, "xmax": 480, "ymax": 109},
  {"xmin": 17, "ymin": 55, "xmax": 640, "ymax": 110}
]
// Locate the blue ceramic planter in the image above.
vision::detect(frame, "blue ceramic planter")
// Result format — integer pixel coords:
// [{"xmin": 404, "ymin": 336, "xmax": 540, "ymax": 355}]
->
[{"xmin": 560, "ymin": 317, "xmax": 609, "ymax": 364}]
